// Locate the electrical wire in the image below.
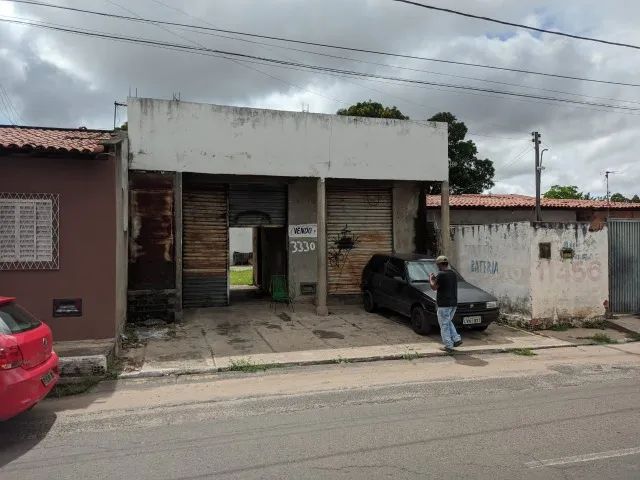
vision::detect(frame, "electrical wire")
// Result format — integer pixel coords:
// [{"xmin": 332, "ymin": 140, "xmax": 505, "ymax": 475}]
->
[
  {"xmin": 392, "ymin": 0, "xmax": 640, "ymax": 51},
  {"xmin": 2, "ymin": 16, "xmax": 639, "ymax": 116},
  {"xmin": 4, "ymin": 0, "xmax": 640, "ymax": 88}
]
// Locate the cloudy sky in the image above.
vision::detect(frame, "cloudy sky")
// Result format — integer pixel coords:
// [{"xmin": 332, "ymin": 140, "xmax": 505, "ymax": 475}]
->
[{"xmin": 1, "ymin": 0, "xmax": 639, "ymax": 197}]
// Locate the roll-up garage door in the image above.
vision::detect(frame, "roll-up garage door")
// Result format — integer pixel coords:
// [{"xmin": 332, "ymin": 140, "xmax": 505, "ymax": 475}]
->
[
  {"xmin": 183, "ymin": 181, "xmax": 228, "ymax": 307},
  {"xmin": 327, "ymin": 183, "xmax": 393, "ymax": 295},
  {"xmin": 229, "ymin": 183, "xmax": 287, "ymax": 227}
]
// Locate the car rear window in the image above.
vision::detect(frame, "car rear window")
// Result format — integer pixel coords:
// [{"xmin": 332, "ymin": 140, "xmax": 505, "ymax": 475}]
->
[{"xmin": 0, "ymin": 303, "xmax": 42, "ymax": 334}]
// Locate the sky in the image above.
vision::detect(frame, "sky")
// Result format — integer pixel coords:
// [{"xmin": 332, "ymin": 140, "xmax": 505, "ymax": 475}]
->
[{"xmin": 0, "ymin": 0, "xmax": 639, "ymax": 198}]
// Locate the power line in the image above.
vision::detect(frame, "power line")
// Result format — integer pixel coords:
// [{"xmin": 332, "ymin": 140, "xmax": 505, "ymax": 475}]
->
[
  {"xmin": 5, "ymin": 0, "xmax": 640, "ymax": 88},
  {"xmin": 3, "ymin": 16, "xmax": 640, "ymax": 117},
  {"xmin": 392, "ymin": 0, "xmax": 640, "ymax": 51}
]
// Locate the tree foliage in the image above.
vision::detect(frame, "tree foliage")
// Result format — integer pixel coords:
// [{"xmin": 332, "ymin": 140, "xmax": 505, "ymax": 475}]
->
[
  {"xmin": 632, "ymin": 194, "xmax": 640, "ymax": 203},
  {"xmin": 336, "ymin": 100, "xmax": 408, "ymax": 119},
  {"xmin": 610, "ymin": 193, "xmax": 628, "ymax": 202},
  {"xmin": 428, "ymin": 112, "xmax": 495, "ymax": 194},
  {"xmin": 543, "ymin": 185, "xmax": 588, "ymax": 200}
]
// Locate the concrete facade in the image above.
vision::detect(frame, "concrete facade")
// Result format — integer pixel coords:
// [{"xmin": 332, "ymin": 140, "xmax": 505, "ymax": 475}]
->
[
  {"xmin": 128, "ymin": 98, "xmax": 448, "ymax": 181},
  {"xmin": 393, "ymin": 181, "xmax": 422, "ymax": 254},
  {"xmin": 287, "ymin": 179, "xmax": 318, "ymax": 300},
  {"xmin": 451, "ymin": 222, "xmax": 608, "ymax": 326}
]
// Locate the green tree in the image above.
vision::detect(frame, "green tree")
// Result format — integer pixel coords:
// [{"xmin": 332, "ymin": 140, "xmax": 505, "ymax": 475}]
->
[
  {"xmin": 543, "ymin": 185, "xmax": 588, "ymax": 199},
  {"xmin": 336, "ymin": 100, "xmax": 408, "ymax": 119},
  {"xmin": 632, "ymin": 194, "xmax": 640, "ymax": 203},
  {"xmin": 610, "ymin": 192, "xmax": 628, "ymax": 202},
  {"xmin": 428, "ymin": 112, "xmax": 495, "ymax": 194}
]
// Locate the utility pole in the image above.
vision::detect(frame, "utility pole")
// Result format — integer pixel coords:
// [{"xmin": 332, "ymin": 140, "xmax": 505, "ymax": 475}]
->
[{"xmin": 532, "ymin": 131, "xmax": 542, "ymax": 222}]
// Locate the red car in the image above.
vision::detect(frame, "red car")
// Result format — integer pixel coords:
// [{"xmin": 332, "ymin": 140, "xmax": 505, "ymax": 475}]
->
[{"xmin": 0, "ymin": 297, "xmax": 59, "ymax": 421}]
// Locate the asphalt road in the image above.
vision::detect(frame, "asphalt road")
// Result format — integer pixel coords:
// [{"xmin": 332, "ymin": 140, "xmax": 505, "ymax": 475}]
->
[{"xmin": 2, "ymin": 348, "xmax": 640, "ymax": 479}]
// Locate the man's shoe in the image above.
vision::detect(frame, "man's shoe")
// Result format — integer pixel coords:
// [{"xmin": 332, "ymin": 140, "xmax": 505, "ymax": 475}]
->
[
  {"xmin": 453, "ymin": 340, "xmax": 463, "ymax": 347},
  {"xmin": 439, "ymin": 346, "xmax": 454, "ymax": 353}
]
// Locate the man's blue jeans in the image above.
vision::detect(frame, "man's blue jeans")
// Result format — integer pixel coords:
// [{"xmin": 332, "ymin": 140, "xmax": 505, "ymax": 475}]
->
[{"xmin": 437, "ymin": 306, "xmax": 461, "ymax": 348}]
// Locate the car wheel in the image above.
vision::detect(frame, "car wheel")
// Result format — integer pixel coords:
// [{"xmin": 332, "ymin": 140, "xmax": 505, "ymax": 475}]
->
[
  {"xmin": 363, "ymin": 290, "xmax": 376, "ymax": 313},
  {"xmin": 411, "ymin": 306, "xmax": 432, "ymax": 335},
  {"xmin": 473, "ymin": 325, "xmax": 489, "ymax": 332}
]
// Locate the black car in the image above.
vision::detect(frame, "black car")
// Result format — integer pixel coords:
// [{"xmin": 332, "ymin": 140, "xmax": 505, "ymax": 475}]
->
[{"xmin": 361, "ymin": 254, "xmax": 499, "ymax": 335}]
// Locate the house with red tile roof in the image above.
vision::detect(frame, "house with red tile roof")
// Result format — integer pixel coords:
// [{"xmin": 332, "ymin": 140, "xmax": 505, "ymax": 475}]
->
[
  {"xmin": 427, "ymin": 193, "xmax": 640, "ymax": 226},
  {"xmin": 0, "ymin": 125, "xmax": 128, "ymax": 345}
]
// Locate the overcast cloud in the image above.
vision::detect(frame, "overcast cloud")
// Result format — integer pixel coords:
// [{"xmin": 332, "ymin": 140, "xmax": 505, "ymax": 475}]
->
[{"xmin": 1, "ymin": 0, "xmax": 639, "ymax": 197}]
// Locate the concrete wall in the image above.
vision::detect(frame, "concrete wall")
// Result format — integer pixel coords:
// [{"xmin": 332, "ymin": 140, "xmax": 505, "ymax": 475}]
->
[
  {"xmin": 428, "ymin": 208, "xmax": 577, "ymax": 225},
  {"xmin": 0, "ymin": 154, "xmax": 118, "ymax": 341},
  {"xmin": 393, "ymin": 181, "xmax": 421, "ymax": 254},
  {"xmin": 287, "ymin": 179, "xmax": 318, "ymax": 299},
  {"xmin": 451, "ymin": 223, "xmax": 532, "ymax": 317},
  {"xmin": 451, "ymin": 221, "xmax": 609, "ymax": 326},
  {"xmin": 128, "ymin": 98, "xmax": 448, "ymax": 182},
  {"xmin": 229, "ymin": 228, "xmax": 253, "ymax": 257},
  {"xmin": 114, "ymin": 138, "xmax": 128, "ymax": 351},
  {"xmin": 529, "ymin": 223, "xmax": 608, "ymax": 323}
]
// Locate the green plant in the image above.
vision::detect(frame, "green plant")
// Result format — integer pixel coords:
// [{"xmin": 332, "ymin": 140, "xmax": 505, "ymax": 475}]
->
[
  {"xmin": 626, "ymin": 332, "xmax": 640, "ymax": 342},
  {"xmin": 549, "ymin": 323, "xmax": 570, "ymax": 332},
  {"xmin": 510, "ymin": 348, "xmax": 537, "ymax": 356},
  {"xmin": 402, "ymin": 350, "xmax": 420, "ymax": 361},
  {"xmin": 582, "ymin": 319, "xmax": 606, "ymax": 329},
  {"xmin": 588, "ymin": 333, "xmax": 618, "ymax": 344},
  {"xmin": 228, "ymin": 358, "xmax": 276, "ymax": 373},
  {"xmin": 333, "ymin": 356, "xmax": 352, "ymax": 364},
  {"xmin": 51, "ymin": 377, "xmax": 103, "ymax": 397}
]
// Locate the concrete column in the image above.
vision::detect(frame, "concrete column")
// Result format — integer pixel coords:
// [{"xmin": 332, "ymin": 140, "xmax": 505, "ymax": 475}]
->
[
  {"xmin": 174, "ymin": 172, "xmax": 183, "ymax": 322},
  {"xmin": 440, "ymin": 180, "xmax": 450, "ymax": 256},
  {"xmin": 316, "ymin": 177, "xmax": 329, "ymax": 316}
]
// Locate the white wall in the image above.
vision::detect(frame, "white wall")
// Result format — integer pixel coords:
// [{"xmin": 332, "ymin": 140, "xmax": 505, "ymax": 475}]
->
[
  {"xmin": 229, "ymin": 228, "xmax": 253, "ymax": 256},
  {"xmin": 128, "ymin": 98, "xmax": 448, "ymax": 181},
  {"xmin": 451, "ymin": 223, "xmax": 532, "ymax": 317},
  {"xmin": 529, "ymin": 223, "xmax": 608, "ymax": 322}
]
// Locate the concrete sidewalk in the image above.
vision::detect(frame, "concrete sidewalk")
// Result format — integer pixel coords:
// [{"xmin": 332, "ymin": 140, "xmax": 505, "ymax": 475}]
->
[{"xmin": 118, "ymin": 302, "xmax": 574, "ymax": 378}]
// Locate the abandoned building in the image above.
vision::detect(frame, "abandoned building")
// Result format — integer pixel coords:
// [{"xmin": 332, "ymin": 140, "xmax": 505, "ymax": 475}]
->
[{"xmin": 126, "ymin": 98, "xmax": 449, "ymax": 322}]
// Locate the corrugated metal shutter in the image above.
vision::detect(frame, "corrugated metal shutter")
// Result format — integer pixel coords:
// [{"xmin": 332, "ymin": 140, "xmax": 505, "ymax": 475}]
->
[
  {"xmin": 183, "ymin": 183, "xmax": 228, "ymax": 307},
  {"xmin": 609, "ymin": 219, "xmax": 640, "ymax": 313},
  {"xmin": 229, "ymin": 184, "xmax": 287, "ymax": 227},
  {"xmin": 327, "ymin": 183, "xmax": 393, "ymax": 295}
]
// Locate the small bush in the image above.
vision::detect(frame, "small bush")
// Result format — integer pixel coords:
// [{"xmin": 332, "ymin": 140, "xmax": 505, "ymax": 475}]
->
[
  {"xmin": 549, "ymin": 324, "xmax": 570, "ymax": 332},
  {"xmin": 588, "ymin": 333, "xmax": 618, "ymax": 344},
  {"xmin": 510, "ymin": 348, "xmax": 537, "ymax": 356}
]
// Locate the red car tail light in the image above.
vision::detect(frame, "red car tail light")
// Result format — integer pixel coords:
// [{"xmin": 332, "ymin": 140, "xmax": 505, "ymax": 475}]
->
[{"xmin": 0, "ymin": 345, "xmax": 23, "ymax": 369}]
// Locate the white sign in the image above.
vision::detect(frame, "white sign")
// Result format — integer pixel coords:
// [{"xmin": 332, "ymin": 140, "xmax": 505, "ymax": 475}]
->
[{"xmin": 289, "ymin": 224, "xmax": 317, "ymax": 238}]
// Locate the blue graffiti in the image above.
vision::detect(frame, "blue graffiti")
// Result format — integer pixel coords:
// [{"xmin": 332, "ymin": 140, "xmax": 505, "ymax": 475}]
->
[{"xmin": 471, "ymin": 259, "xmax": 499, "ymax": 274}]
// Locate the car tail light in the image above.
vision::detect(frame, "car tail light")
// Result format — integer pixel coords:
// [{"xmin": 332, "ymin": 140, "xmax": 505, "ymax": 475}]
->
[{"xmin": 0, "ymin": 345, "xmax": 23, "ymax": 369}]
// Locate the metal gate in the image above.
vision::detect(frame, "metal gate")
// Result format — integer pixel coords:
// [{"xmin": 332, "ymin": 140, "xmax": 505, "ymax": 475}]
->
[
  {"xmin": 327, "ymin": 183, "xmax": 393, "ymax": 295},
  {"xmin": 609, "ymin": 219, "xmax": 640, "ymax": 313},
  {"xmin": 229, "ymin": 183, "xmax": 287, "ymax": 227},
  {"xmin": 183, "ymin": 178, "xmax": 228, "ymax": 308}
]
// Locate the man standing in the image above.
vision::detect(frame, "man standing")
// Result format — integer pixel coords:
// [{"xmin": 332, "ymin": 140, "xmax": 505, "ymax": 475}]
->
[{"xmin": 429, "ymin": 255, "xmax": 462, "ymax": 352}]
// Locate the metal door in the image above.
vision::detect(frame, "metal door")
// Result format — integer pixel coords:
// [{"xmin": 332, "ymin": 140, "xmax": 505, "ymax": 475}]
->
[
  {"xmin": 609, "ymin": 219, "xmax": 640, "ymax": 313},
  {"xmin": 229, "ymin": 183, "xmax": 287, "ymax": 227},
  {"xmin": 327, "ymin": 183, "xmax": 393, "ymax": 295},
  {"xmin": 183, "ymin": 178, "xmax": 228, "ymax": 307}
]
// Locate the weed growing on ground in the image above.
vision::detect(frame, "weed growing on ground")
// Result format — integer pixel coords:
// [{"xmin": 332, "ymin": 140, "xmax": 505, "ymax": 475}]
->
[
  {"xmin": 509, "ymin": 348, "xmax": 537, "ymax": 356},
  {"xmin": 333, "ymin": 357, "xmax": 352, "ymax": 364},
  {"xmin": 402, "ymin": 350, "xmax": 420, "ymax": 361},
  {"xmin": 549, "ymin": 324, "xmax": 570, "ymax": 332},
  {"xmin": 228, "ymin": 358, "xmax": 277, "ymax": 373},
  {"xmin": 588, "ymin": 333, "xmax": 618, "ymax": 344},
  {"xmin": 582, "ymin": 319, "xmax": 606, "ymax": 329},
  {"xmin": 626, "ymin": 332, "xmax": 640, "ymax": 342}
]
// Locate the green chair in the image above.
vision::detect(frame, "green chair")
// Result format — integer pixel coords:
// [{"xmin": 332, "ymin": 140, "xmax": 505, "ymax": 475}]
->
[{"xmin": 270, "ymin": 275, "xmax": 294, "ymax": 311}]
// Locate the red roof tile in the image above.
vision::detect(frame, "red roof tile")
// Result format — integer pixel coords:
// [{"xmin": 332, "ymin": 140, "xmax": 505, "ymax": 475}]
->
[
  {"xmin": 427, "ymin": 194, "xmax": 640, "ymax": 210},
  {"xmin": 0, "ymin": 126, "xmax": 114, "ymax": 154}
]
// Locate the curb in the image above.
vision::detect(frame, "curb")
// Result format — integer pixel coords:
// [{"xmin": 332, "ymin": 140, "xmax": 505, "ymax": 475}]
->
[
  {"xmin": 117, "ymin": 342, "xmax": 577, "ymax": 380},
  {"xmin": 604, "ymin": 319, "xmax": 639, "ymax": 336}
]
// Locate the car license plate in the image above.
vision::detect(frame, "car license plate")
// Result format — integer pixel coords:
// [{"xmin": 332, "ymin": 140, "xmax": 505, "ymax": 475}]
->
[
  {"xmin": 463, "ymin": 316, "xmax": 482, "ymax": 325},
  {"xmin": 41, "ymin": 371, "xmax": 55, "ymax": 386}
]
